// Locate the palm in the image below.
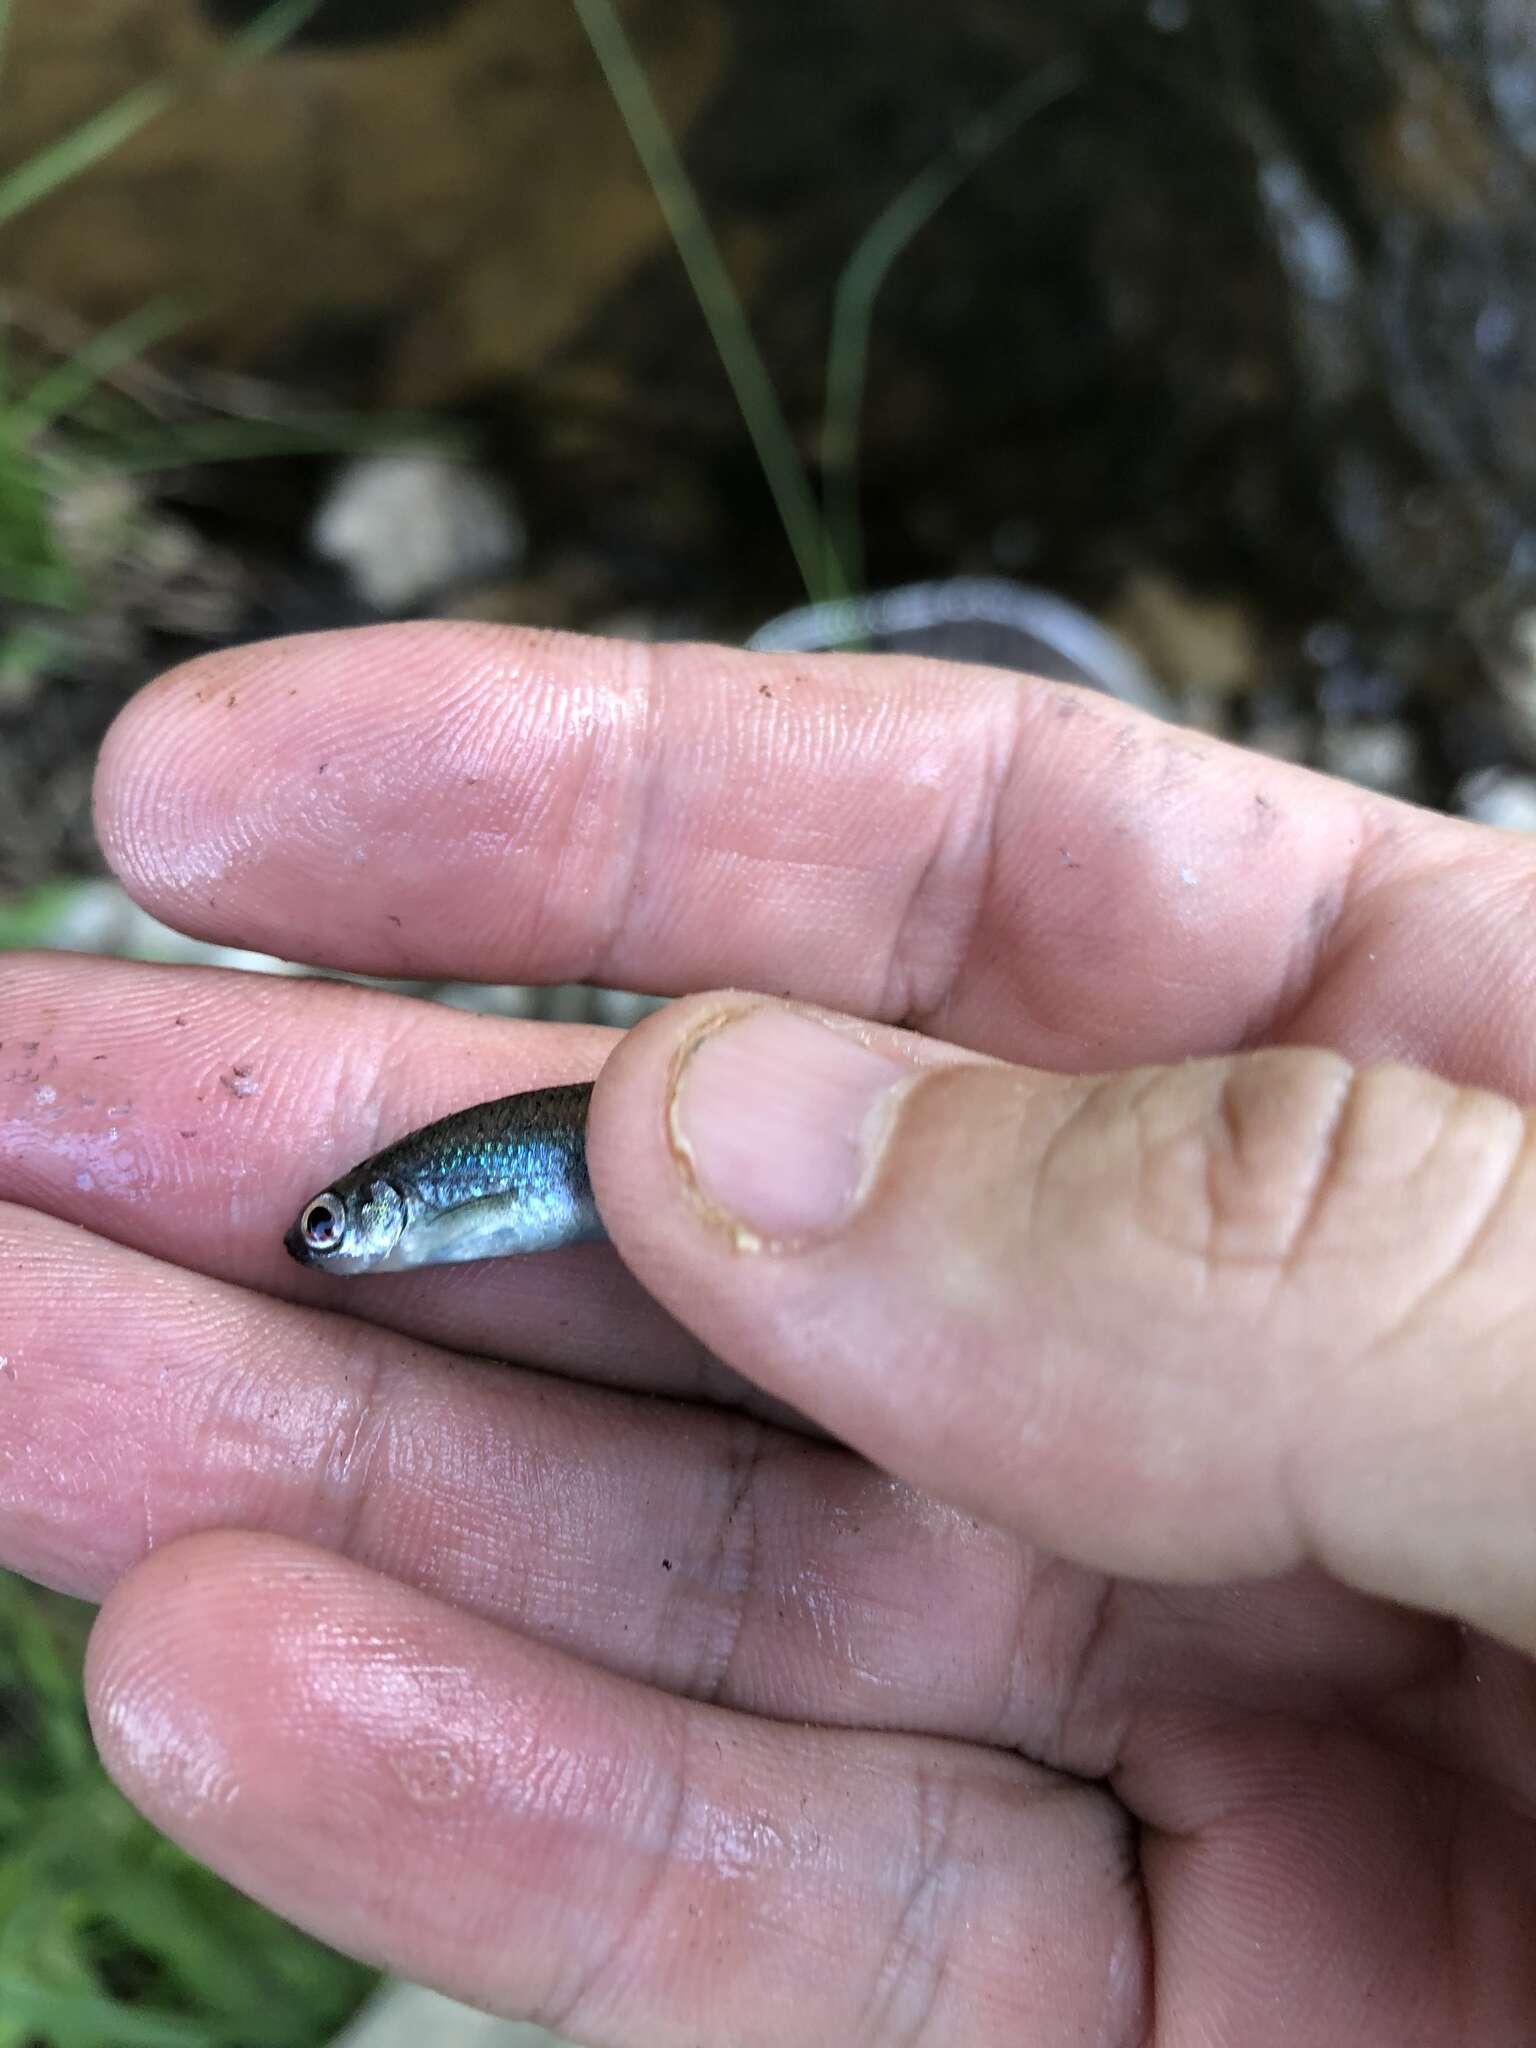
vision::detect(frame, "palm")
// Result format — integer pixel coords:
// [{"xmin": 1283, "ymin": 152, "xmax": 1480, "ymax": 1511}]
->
[{"xmin": 6, "ymin": 625, "xmax": 1535, "ymax": 2042}]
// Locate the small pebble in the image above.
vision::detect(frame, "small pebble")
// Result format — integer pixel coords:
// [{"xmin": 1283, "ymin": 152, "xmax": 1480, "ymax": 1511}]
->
[
  {"xmin": 1455, "ymin": 766, "xmax": 1536, "ymax": 833},
  {"xmin": 1317, "ymin": 720, "xmax": 1421, "ymax": 798},
  {"xmin": 312, "ymin": 452, "xmax": 525, "ymax": 612}
]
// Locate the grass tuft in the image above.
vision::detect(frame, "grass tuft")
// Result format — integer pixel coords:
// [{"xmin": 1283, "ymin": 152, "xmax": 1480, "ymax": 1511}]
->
[
  {"xmin": 570, "ymin": 0, "xmax": 845, "ymax": 603},
  {"xmin": 0, "ymin": 1573, "xmax": 376, "ymax": 2048},
  {"xmin": 574, "ymin": 0, "xmax": 1078, "ymax": 607}
]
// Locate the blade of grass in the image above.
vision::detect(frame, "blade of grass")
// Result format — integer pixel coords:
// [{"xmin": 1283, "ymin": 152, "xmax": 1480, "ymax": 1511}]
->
[
  {"xmin": 0, "ymin": 1, "xmax": 13, "ymax": 99},
  {"xmin": 570, "ymin": 0, "xmax": 844, "ymax": 603},
  {"xmin": 0, "ymin": 0, "xmax": 323, "ymax": 230},
  {"xmin": 7, "ymin": 293, "xmax": 193, "ymax": 439},
  {"xmin": 820, "ymin": 58, "xmax": 1080, "ymax": 592},
  {"xmin": 0, "ymin": 879, "xmax": 78, "ymax": 952},
  {"xmin": 52, "ymin": 409, "xmax": 469, "ymax": 479},
  {"xmin": 0, "ymin": 78, "xmax": 171, "ymax": 230},
  {"xmin": 222, "ymin": 0, "xmax": 325, "ymax": 61}
]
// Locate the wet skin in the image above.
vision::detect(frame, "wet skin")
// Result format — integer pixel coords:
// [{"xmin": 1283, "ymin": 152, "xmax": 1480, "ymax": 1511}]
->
[{"xmin": 3, "ymin": 621, "xmax": 1536, "ymax": 2042}]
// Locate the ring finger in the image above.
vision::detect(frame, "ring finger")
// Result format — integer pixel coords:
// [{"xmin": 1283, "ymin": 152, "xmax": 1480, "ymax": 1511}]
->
[{"xmin": 0, "ymin": 1199, "xmax": 1434, "ymax": 1762}]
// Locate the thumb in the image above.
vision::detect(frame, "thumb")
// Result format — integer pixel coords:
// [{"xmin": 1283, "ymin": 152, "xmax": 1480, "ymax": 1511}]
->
[{"xmin": 588, "ymin": 995, "xmax": 1536, "ymax": 1653}]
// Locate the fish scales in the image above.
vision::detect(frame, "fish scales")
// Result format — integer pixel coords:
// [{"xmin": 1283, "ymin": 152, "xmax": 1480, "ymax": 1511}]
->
[{"xmin": 284, "ymin": 1081, "xmax": 604, "ymax": 1275}]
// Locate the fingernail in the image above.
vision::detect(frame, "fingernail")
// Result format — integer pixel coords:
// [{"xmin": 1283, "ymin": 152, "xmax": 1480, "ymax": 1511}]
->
[{"xmin": 669, "ymin": 1007, "xmax": 916, "ymax": 1246}]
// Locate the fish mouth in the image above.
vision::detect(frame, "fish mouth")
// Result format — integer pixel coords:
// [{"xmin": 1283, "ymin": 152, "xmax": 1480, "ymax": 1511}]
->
[
  {"xmin": 283, "ymin": 1222, "xmax": 391, "ymax": 1276},
  {"xmin": 283, "ymin": 1221, "xmax": 321, "ymax": 1268}
]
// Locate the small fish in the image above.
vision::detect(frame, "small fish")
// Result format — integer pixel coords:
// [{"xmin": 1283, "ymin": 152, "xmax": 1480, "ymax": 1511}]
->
[{"xmin": 284, "ymin": 1082, "xmax": 604, "ymax": 1275}]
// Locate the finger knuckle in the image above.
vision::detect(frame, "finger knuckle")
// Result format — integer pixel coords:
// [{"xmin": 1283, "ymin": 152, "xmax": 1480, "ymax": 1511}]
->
[
  {"xmin": 1119, "ymin": 1050, "xmax": 1535, "ymax": 1336},
  {"xmin": 690, "ymin": 1417, "xmax": 767, "ymax": 1705},
  {"xmin": 1113, "ymin": 1048, "xmax": 1359, "ymax": 1284},
  {"xmin": 860, "ymin": 1766, "xmax": 967, "ymax": 2046}
]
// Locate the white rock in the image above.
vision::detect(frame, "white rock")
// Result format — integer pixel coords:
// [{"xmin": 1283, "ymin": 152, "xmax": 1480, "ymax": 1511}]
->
[
  {"xmin": 312, "ymin": 452, "xmax": 524, "ymax": 612},
  {"xmin": 1455, "ymin": 766, "xmax": 1536, "ymax": 833},
  {"xmin": 331, "ymin": 1981, "xmax": 567, "ymax": 2048},
  {"xmin": 1316, "ymin": 721, "xmax": 1420, "ymax": 797}
]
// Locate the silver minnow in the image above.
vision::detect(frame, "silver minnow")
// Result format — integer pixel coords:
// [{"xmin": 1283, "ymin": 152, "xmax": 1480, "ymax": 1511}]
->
[{"xmin": 283, "ymin": 1082, "xmax": 604, "ymax": 1275}]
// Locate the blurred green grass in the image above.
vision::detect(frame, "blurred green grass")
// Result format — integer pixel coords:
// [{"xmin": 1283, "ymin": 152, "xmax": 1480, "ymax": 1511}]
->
[{"xmin": 0, "ymin": 1572, "xmax": 376, "ymax": 2048}]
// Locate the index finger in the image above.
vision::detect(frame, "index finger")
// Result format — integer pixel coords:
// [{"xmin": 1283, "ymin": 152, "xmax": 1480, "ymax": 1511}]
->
[{"xmin": 97, "ymin": 621, "xmax": 1522, "ymax": 1079}]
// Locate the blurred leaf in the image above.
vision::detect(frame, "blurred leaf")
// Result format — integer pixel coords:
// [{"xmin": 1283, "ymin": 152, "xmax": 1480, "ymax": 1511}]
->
[
  {"xmin": 0, "ymin": 1573, "xmax": 375, "ymax": 2048},
  {"xmin": 0, "ymin": 448, "xmax": 78, "ymax": 604},
  {"xmin": 0, "ymin": 881, "xmax": 81, "ymax": 949},
  {"xmin": 0, "ymin": 1577, "xmax": 89, "ymax": 1782},
  {"xmin": 105, "ymin": 1859, "xmax": 310, "ymax": 2025},
  {"xmin": 0, "ymin": 618, "xmax": 64, "ymax": 690},
  {"xmin": 0, "ymin": 1982, "xmax": 221, "ymax": 2048},
  {"xmin": 8, "ymin": 295, "xmax": 193, "ymax": 440}
]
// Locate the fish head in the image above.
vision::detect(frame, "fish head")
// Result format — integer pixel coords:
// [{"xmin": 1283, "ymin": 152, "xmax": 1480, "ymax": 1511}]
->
[{"xmin": 285, "ymin": 1174, "xmax": 408, "ymax": 1274}]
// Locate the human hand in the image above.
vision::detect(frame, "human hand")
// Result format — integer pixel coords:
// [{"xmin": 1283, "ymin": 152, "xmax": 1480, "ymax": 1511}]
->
[{"xmin": 5, "ymin": 622, "xmax": 1536, "ymax": 2044}]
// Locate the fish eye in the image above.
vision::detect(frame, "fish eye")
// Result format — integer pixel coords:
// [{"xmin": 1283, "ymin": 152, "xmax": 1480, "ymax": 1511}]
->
[{"xmin": 300, "ymin": 1191, "xmax": 347, "ymax": 1251}]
